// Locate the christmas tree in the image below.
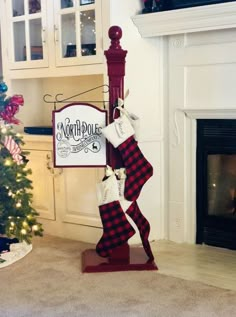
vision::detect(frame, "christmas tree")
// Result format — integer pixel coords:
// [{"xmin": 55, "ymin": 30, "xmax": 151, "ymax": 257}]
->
[{"xmin": 0, "ymin": 81, "xmax": 43, "ymax": 246}]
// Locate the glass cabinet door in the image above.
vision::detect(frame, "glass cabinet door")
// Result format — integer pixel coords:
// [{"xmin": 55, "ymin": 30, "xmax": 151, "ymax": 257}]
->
[
  {"xmin": 8, "ymin": 0, "xmax": 48, "ymax": 69},
  {"xmin": 54, "ymin": 0, "xmax": 102, "ymax": 66}
]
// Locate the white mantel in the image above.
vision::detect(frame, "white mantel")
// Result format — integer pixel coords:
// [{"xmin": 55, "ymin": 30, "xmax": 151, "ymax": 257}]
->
[
  {"xmin": 182, "ymin": 108, "xmax": 236, "ymax": 119},
  {"xmin": 132, "ymin": 2, "xmax": 236, "ymax": 37}
]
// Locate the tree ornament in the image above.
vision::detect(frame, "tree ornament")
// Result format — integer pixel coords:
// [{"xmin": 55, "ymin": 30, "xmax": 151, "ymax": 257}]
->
[
  {"xmin": 0, "ymin": 82, "xmax": 8, "ymax": 93},
  {"xmin": 10, "ymin": 94, "xmax": 24, "ymax": 106},
  {"xmin": 0, "ymin": 82, "xmax": 24, "ymax": 125},
  {"xmin": 4, "ymin": 135, "xmax": 23, "ymax": 165}
]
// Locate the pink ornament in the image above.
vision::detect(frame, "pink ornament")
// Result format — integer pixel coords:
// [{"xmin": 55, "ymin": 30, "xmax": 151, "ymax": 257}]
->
[
  {"xmin": 0, "ymin": 110, "xmax": 20, "ymax": 125},
  {"xmin": 6, "ymin": 103, "xmax": 19, "ymax": 115},
  {"xmin": 0, "ymin": 93, "xmax": 24, "ymax": 124},
  {"xmin": 10, "ymin": 95, "xmax": 24, "ymax": 106}
]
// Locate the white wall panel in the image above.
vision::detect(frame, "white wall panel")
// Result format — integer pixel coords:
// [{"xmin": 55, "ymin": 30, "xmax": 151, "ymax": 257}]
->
[
  {"xmin": 185, "ymin": 64, "xmax": 236, "ymax": 108},
  {"xmin": 185, "ymin": 29, "xmax": 236, "ymax": 47}
]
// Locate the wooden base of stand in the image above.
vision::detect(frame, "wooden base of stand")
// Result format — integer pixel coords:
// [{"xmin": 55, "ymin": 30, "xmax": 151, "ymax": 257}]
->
[{"xmin": 81, "ymin": 243, "xmax": 158, "ymax": 273}]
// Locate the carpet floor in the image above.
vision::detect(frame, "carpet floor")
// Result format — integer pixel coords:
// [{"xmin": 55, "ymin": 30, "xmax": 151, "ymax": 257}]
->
[{"xmin": 1, "ymin": 235, "xmax": 236, "ymax": 317}]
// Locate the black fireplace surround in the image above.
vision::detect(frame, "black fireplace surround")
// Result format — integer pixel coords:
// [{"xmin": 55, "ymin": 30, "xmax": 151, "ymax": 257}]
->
[{"xmin": 197, "ymin": 119, "xmax": 236, "ymax": 250}]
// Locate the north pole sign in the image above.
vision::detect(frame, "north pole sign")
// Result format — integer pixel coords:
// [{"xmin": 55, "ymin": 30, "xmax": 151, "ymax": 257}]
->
[{"xmin": 53, "ymin": 103, "xmax": 107, "ymax": 167}]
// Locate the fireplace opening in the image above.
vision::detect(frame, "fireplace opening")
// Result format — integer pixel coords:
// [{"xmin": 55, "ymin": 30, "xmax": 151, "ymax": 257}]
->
[{"xmin": 197, "ymin": 119, "xmax": 236, "ymax": 250}]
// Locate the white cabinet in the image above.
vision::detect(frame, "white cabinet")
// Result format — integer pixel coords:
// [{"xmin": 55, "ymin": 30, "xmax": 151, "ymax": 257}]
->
[
  {"xmin": 2, "ymin": 0, "xmax": 105, "ymax": 77},
  {"xmin": 6, "ymin": 0, "xmax": 48, "ymax": 70},
  {"xmin": 54, "ymin": 0, "xmax": 103, "ymax": 67},
  {"xmin": 57, "ymin": 167, "xmax": 103, "ymax": 227},
  {"xmin": 23, "ymin": 134, "xmax": 103, "ymax": 241}
]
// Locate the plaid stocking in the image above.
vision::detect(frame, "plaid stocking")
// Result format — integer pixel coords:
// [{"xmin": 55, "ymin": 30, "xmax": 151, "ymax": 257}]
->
[
  {"xmin": 96, "ymin": 174, "xmax": 135, "ymax": 258},
  {"xmin": 118, "ymin": 178, "xmax": 154, "ymax": 261},
  {"xmin": 118, "ymin": 136, "xmax": 153, "ymax": 201},
  {"xmin": 96, "ymin": 201, "xmax": 135, "ymax": 257},
  {"xmin": 126, "ymin": 201, "xmax": 154, "ymax": 261}
]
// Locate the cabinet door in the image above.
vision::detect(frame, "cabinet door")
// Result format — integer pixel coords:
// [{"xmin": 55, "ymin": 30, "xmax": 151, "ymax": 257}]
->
[
  {"xmin": 27, "ymin": 150, "xmax": 55, "ymax": 220},
  {"xmin": 58, "ymin": 167, "xmax": 103, "ymax": 227},
  {"xmin": 6, "ymin": 0, "xmax": 48, "ymax": 69},
  {"xmin": 53, "ymin": 0, "xmax": 103, "ymax": 67}
]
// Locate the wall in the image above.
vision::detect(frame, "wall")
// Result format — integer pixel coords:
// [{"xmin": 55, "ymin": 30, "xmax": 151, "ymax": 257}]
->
[
  {"xmin": 10, "ymin": 75, "xmax": 104, "ymax": 132},
  {"xmin": 41, "ymin": 75, "xmax": 104, "ymax": 125}
]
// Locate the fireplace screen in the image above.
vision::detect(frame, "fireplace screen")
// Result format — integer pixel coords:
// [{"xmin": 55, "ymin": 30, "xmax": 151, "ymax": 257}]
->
[
  {"xmin": 197, "ymin": 119, "xmax": 236, "ymax": 250},
  {"xmin": 208, "ymin": 154, "xmax": 236, "ymax": 218}
]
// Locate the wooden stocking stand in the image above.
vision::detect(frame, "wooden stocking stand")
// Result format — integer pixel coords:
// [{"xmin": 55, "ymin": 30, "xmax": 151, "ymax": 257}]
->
[{"xmin": 82, "ymin": 26, "xmax": 158, "ymax": 273}]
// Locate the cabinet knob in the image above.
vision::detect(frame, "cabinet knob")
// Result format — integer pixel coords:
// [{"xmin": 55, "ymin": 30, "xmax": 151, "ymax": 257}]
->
[
  {"xmin": 41, "ymin": 28, "xmax": 46, "ymax": 44},
  {"xmin": 54, "ymin": 25, "xmax": 59, "ymax": 43},
  {"xmin": 46, "ymin": 154, "xmax": 54, "ymax": 174},
  {"xmin": 46, "ymin": 154, "xmax": 63, "ymax": 177}
]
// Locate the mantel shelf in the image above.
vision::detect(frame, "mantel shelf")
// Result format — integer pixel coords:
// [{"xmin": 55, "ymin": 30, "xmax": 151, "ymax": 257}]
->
[
  {"xmin": 181, "ymin": 108, "xmax": 236, "ymax": 119},
  {"xmin": 132, "ymin": 2, "xmax": 236, "ymax": 37}
]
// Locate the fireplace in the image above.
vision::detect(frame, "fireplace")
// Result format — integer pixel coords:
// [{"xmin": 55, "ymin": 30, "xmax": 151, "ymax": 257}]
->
[
  {"xmin": 132, "ymin": 1, "xmax": 236, "ymax": 245},
  {"xmin": 197, "ymin": 119, "xmax": 236, "ymax": 250}
]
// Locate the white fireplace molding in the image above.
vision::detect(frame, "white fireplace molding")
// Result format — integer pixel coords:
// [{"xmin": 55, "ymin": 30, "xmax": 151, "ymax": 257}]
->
[
  {"xmin": 172, "ymin": 107, "xmax": 236, "ymax": 244},
  {"xmin": 171, "ymin": 108, "xmax": 236, "ymax": 150},
  {"xmin": 132, "ymin": 2, "xmax": 236, "ymax": 244},
  {"xmin": 132, "ymin": 2, "xmax": 236, "ymax": 37},
  {"xmin": 182, "ymin": 108, "xmax": 236, "ymax": 119}
]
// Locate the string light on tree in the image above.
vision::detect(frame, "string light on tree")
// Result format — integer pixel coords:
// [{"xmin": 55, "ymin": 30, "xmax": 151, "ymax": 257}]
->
[
  {"xmin": 16, "ymin": 201, "xmax": 22, "ymax": 208},
  {"xmin": 32, "ymin": 225, "xmax": 39, "ymax": 232},
  {"xmin": 22, "ymin": 221, "xmax": 28, "ymax": 228},
  {"xmin": 4, "ymin": 158, "xmax": 12, "ymax": 166},
  {"xmin": 21, "ymin": 229, "xmax": 27, "ymax": 235}
]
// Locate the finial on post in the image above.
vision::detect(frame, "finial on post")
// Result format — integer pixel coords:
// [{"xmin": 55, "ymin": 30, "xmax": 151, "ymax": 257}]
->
[{"xmin": 108, "ymin": 26, "xmax": 122, "ymax": 50}]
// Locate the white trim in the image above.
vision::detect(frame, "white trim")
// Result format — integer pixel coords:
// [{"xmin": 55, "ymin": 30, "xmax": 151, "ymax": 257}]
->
[
  {"xmin": 181, "ymin": 108, "xmax": 236, "ymax": 119},
  {"xmin": 132, "ymin": 2, "xmax": 236, "ymax": 37},
  {"xmin": 180, "ymin": 107, "xmax": 236, "ymax": 243},
  {"xmin": 184, "ymin": 118, "xmax": 197, "ymax": 243}
]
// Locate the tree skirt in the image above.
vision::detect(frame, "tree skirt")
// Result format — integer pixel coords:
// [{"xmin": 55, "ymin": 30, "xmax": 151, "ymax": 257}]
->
[{"xmin": 0, "ymin": 242, "xmax": 32, "ymax": 268}]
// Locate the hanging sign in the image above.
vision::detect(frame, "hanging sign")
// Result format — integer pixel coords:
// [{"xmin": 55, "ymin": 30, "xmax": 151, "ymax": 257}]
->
[{"xmin": 53, "ymin": 103, "xmax": 107, "ymax": 167}]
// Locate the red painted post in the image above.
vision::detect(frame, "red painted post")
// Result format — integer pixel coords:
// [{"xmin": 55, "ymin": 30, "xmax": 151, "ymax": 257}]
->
[
  {"xmin": 81, "ymin": 27, "xmax": 158, "ymax": 272},
  {"xmin": 104, "ymin": 26, "xmax": 127, "ymax": 169}
]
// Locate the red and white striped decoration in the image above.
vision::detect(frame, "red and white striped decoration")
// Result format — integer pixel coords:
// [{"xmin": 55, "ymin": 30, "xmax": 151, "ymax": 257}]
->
[{"xmin": 4, "ymin": 135, "xmax": 23, "ymax": 165}]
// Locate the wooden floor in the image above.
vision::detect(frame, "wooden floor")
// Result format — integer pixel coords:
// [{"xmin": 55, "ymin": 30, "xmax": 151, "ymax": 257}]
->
[{"xmin": 152, "ymin": 240, "xmax": 236, "ymax": 291}]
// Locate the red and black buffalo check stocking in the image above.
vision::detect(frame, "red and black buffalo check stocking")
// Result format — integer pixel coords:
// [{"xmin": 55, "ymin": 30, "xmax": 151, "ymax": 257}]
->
[
  {"xmin": 96, "ymin": 200, "xmax": 135, "ymax": 257},
  {"xmin": 126, "ymin": 201, "xmax": 154, "ymax": 261},
  {"xmin": 118, "ymin": 136, "xmax": 153, "ymax": 202}
]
